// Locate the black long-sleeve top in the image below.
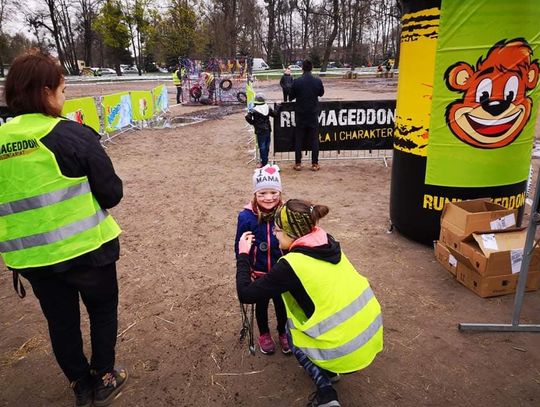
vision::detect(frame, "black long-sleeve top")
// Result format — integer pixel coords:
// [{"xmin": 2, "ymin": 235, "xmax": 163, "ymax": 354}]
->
[
  {"xmin": 16, "ymin": 119, "xmax": 123, "ymax": 274},
  {"xmin": 236, "ymin": 235, "xmax": 343, "ymax": 320}
]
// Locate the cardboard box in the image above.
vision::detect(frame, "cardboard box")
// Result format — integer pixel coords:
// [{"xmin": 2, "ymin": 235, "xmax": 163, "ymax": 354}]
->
[
  {"xmin": 439, "ymin": 199, "xmax": 516, "ymax": 250},
  {"xmin": 447, "ymin": 247, "xmax": 540, "ymax": 297},
  {"xmin": 460, "ymin": 229, "xmax": 540, "ymax": 277},
  {"xmin": 456, "ymin": 266, "xmax": 540, "ymax": 298},
  {"xmin": 434, "ymin": 241, "xmax": 457, "ymax": 276}
]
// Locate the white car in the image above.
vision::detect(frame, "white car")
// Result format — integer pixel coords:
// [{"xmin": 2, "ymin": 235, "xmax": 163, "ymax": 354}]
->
[
  {"xmin": 99, "ymin": 67, "xmax": 116, "ymax": 75},
  {"xmin": 288, "ymin": 64, "xmax": 302, "ymax": 70},
  {"xmin": 121, "ymin": 66, "xmax": 139, "ymax": 74}
]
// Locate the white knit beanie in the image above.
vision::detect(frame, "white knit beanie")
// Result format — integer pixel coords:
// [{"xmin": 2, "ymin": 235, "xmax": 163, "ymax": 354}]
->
[{"xmin": 252, "ymin": 164, "xmax": 282, "ymax": 193}]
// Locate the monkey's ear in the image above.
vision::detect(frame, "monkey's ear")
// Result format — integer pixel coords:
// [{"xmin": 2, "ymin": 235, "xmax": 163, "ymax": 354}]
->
[
  {"xmin": 445, "ymin": 62, "xmax": 474, "ymax": 91},
  {"xmin": 526, "ymin": 62, "xmax": 539, "ymax": 90}
]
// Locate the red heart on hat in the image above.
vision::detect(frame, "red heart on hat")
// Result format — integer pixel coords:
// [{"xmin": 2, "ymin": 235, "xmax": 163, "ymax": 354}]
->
[{"xmin": 265, "ymin": 167, "xmax": 276, "ymax": 175}]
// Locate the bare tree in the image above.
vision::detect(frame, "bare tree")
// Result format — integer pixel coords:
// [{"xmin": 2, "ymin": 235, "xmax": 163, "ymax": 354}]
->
[
  {"xmin": 77, "ymin": 0, "xmax": 102, "ymax": 67},
  {"xmin": 25, "ymin": 0, "xmax": 80, "ymax": 74},
  {"xmin": 0, "ymin": 0, "xmax": 16, "ymax": 76},
  {"xmin": 320, "ymin": 0, "xmax": 339, "ymax": 71}
]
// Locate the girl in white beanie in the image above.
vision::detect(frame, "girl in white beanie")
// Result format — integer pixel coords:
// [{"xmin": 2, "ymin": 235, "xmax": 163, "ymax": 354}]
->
[{"xmin": 234, "ymin": 164, "xmax": 290, "ymax": 355}]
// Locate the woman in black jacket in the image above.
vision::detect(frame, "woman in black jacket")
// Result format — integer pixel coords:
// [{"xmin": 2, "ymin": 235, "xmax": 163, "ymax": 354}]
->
[
  {"xmin": 280, "ymin": 68, "xmax": 294, "ymax": 101},
  {"xmin": 0, "ymin": 50, "xmax": 127, "ymax": 407}
]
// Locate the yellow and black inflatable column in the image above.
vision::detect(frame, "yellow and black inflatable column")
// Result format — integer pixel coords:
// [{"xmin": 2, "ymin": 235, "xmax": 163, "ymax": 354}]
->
[{"xmin": 390, "ymin": 0, "xmax": 540, "ymax": 244}]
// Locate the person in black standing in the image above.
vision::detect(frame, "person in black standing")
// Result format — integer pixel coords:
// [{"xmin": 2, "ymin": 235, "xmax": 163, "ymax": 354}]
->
[
  {"xmin": 279, "ymin": 68, "xmax": 294, "ymax": 102},
  {"xmin": 289, "ymin": 60, "xmax": 324, "ymax": 171},
  {"xmin": 0, "ymin": 50, "xmax": 127, "ymax": 407}
]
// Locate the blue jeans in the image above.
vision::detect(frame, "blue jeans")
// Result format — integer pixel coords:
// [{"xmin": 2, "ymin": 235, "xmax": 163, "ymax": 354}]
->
[
  {"xmin": 256, "ymin": 131, "xmax": 271, "ymax": 166},
  {"xmin": 287, "ymin": 328, "xmax": 334, "ymax": 390}
]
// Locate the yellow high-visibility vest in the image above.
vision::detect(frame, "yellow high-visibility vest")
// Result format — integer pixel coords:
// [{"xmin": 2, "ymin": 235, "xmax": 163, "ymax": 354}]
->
[
  {"xmin": 0, "ymin": 113, "xmax": 121, "ymax": 269},
  {"xmin": 282, "ymin": 251, "xmax": 383, "ymax": 373},
  {"xmin": 172, "ymin": 70, "xmax": 182, "ymax": 86}
]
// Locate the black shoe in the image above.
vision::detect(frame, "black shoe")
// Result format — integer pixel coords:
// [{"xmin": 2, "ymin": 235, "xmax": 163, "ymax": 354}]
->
[
  {"xmin": 93, "ymin": 368, "xmax": 128, "ymax": 407},
  {"xmin": 71, "ymin": 375, "xmax": 93, "ymax": 407},
  {"xmin": 307, "ymin": 386, "xmax": 341, "ymax": 407}
]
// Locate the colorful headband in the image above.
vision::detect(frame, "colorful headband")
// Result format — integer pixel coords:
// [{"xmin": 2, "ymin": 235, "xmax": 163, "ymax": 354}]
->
[{"xmin": 275, "ymin": 201, "xmax": 314, "ymax": 238}]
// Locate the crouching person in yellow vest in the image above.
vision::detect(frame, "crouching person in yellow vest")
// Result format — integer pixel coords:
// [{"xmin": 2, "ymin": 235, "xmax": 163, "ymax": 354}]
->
[
  {"xmin": 237, "ymin": 199, "xmax": 383, "ymax": 407},
  {"xmin": 0, "ymin": 50, "xmax": 127, "ymax": 407}
]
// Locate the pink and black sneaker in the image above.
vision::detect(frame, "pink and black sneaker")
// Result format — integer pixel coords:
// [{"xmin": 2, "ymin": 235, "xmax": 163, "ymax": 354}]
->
[
  {"xmin": 278, "ymin": 333, "xmax": 292, "ymax": 354},
  {"xmin": 258, "ymin": 333, "xmax": 276, "ymax": 355}
]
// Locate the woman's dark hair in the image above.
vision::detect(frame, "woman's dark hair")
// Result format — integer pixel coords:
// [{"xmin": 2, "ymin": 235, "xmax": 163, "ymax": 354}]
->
[
  {"xmin": 4, "ymin": 50, "xmax": 64, "ymax": 116},
  {"xmin": 286, "ymin": 199, "xmax": 329, "ymax": 224},
  {"xmin": 302, "ymin": 59, "xmax": 313, "ymax": 72}
]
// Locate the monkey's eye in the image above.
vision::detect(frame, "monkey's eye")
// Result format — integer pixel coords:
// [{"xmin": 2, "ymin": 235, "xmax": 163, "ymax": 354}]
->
[
  {"xmin": 476, "ymin": 78, "xmax": 492, "ymax": 104},
  {"xmin": 504, "ymin": 76, "xmax": 519, "ymax": 102}
]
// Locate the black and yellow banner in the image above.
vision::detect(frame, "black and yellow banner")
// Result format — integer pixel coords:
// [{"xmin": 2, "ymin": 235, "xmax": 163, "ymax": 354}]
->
[
  {"xmin": 390, "ymin": 0, "xmax": 540, "ymax": 244},
  {"xmin": 274, "ymin": 100, "xmax": 396, "ymax": 152}
]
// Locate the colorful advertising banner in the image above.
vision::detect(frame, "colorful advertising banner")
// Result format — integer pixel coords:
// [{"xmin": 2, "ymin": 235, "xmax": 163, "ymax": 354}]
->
[
  {"xmin": 62, "ymin": 97, "xmax": 101, "ymax": 133},
  {"xmin": 130, "ymin": 91, "xmax": 154, "ymax": 121},
  {"xmin": 102, "ymin": 92, "xmax": 133, "ymax": 134},
  {"xmin": 274, "ymin": 100, "xmax": 395, "ymax": 152},
  {"xmin": 153, "ymin": 85, "xmax": 168, "ymax": 114},
  {"xmin": 390, "ymin": 0, "xmax": 540, "ymax": 244},
  {"xmin": 426, "ymin": 0, "xmax": 540, "ymax": 187},
  {"xmin": 246, "ymin": 80, "xmax": 255, "ymax": 111}
]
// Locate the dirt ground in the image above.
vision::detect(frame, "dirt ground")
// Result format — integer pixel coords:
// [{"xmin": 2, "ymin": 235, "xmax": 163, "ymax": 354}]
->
[{"xmin": 1, "ymin": 76, "xmax": 540, "ymax": 407}]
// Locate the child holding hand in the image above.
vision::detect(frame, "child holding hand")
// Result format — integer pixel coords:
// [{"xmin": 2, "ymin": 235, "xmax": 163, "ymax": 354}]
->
[{"xmin": 234, "ymin": 165, "xmax": 290, "ymax": 355}]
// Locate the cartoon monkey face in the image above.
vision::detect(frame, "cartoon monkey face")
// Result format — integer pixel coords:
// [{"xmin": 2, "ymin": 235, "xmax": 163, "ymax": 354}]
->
[{"xmin": 445, "ymin": 38, "xmax": 539, "ymax": 149}]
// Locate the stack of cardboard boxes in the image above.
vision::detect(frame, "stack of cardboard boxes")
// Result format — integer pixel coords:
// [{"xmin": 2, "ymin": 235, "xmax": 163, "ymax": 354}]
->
[{"xmin": 434, "ymin": 198, "xmax": 540, "ymax": 297}]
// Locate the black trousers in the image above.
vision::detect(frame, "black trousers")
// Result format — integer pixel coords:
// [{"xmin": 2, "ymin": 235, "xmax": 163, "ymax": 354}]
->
[
  {"xmin": 176, "ymin": 86, "xmax": 183, "ymax": 103},
  {"xmin": 282, "ymin": 89, "xmax": 291, "ymax": 102},
  {"xmin": 256, "ymin": 295, "xmax": 288, "ymax": 335},
  {"xmin": 22, "ymin": 263, "xmax": 119, "ymax": 382},
  {"xmin": 294, "ymin": 125, "xmax": 319, "ymax": 165}
]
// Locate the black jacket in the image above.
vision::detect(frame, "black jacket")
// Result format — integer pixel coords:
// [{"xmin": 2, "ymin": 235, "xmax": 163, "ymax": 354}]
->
[
  {"xmin": 280, "ymin": 73, "xmax": 294, "ymax": 91},
  {"xmin": 236, "ymin": 234, "xmax": 342, "ymax": 319},
  {"xmin": 289, "ymin": 72, "xmax": 324, "ymax": 127},
  {"xmin": 17, "ymin": 119, "xmax": 123, "ymax": 274},
  {"xmin": 245, "ymin": 102, "xmax": 278, "ymax": 134}
]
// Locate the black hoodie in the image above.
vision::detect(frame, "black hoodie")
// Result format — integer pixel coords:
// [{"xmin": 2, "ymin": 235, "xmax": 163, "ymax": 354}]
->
[{"xmin": 236, "ymin": 234, "xmax": 342, "ymax": 319}]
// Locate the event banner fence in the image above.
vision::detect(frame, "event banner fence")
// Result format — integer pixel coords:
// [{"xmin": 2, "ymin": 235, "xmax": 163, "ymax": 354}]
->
[
  {"xmin": 153, "ymin": 85, "xmax": 168, "ymax": 114},
  {"xmin": 130, "ymin": 90, "xmax": 154, "ymax": 121},
  {"xmin": 274, "ymin": 100, "xmax": 396, "ymax": 152},
  {"xmin": 0, "ymin": 84, "xmax": 170, "ymax": 138},
  {"xmin": 62, "ymin": 97, "xmax": 101, "ymax": 133},
  {"xmin": 102, "ymin": 92, "xmax": 133, "ymax": 134}
]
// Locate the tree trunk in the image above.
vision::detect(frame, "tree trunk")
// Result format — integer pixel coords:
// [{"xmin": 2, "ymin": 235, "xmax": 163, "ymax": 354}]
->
[{"xmin": 320, "ymin": 0, "xmax": 339, "ymax": 72}]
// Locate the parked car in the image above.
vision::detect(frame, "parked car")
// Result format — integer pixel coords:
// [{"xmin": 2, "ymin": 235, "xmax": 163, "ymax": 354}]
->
[
  {"xmin": 98, "ymin": 67, "xmax": 116, "ymax": 75},
  {"xmin": 288, "ymin": 64, "xmax": 302, "ymax": 70},
  {"xmin": 81, "ymin": 67, "xmax": 101, "ymax": 76},
  {"xmin": 121, "ymin": 66, "xmax": 139, "ymax": 74}
]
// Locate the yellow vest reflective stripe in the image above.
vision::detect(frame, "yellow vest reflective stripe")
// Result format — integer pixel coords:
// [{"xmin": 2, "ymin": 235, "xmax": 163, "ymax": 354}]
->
[
  {"xmin": 0, "ymin": 113, "xmax": 121, "ymax": 269},
  {"xmin": 0, "ymin": 182, "xmax": 91, "ymax": 216},
  {"xmin": 172, "ymin": 70, "xmax": 182, "ymax": 86},
  {"xmin": 0, "ymin": 208, "xmax": 109, "ymax": 252},
  {"xmin": 282, "ymin": 251, "xmax": 383, "ymax": 373}
]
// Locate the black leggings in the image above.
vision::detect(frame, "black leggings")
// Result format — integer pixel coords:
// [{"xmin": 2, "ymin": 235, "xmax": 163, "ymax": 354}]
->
[
  {"xmin": 256, "ymin": 295, "xmax": 287, "ymax": 335},
  {"xmin": 22, "ymin": 263, "xmax": 119, "ymax": 382}
]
